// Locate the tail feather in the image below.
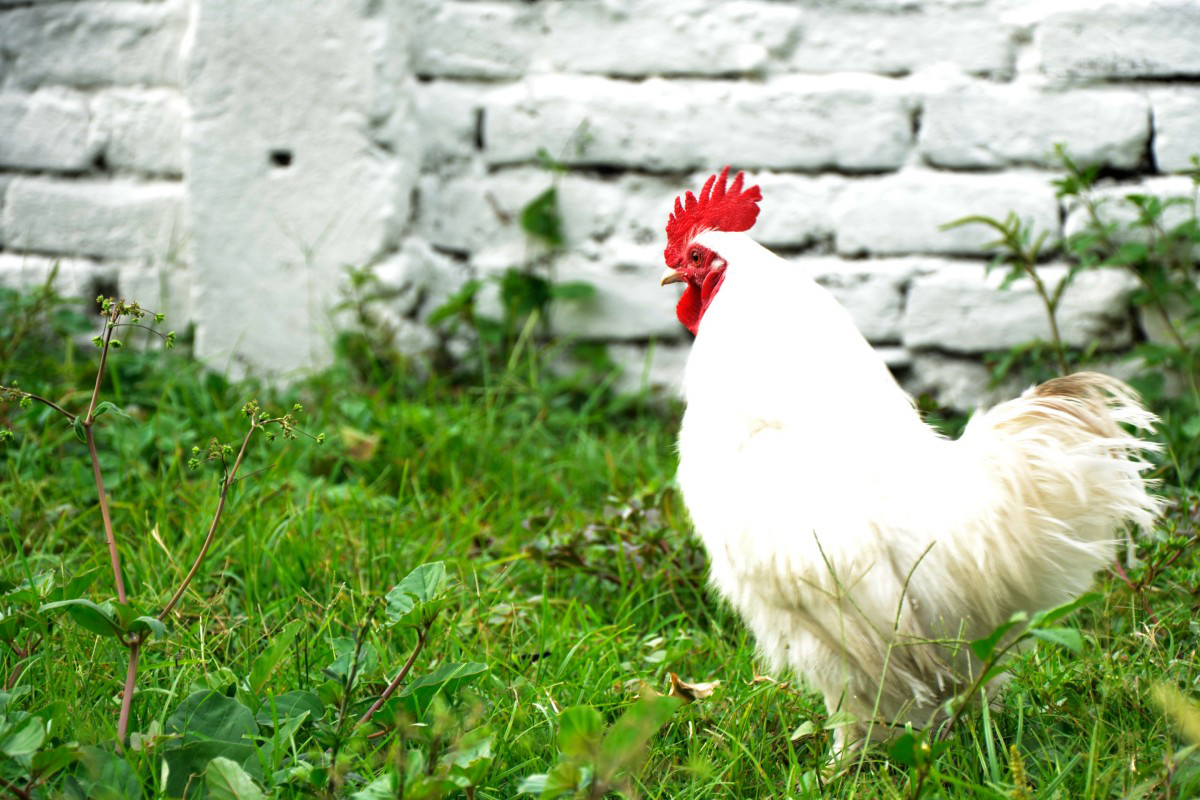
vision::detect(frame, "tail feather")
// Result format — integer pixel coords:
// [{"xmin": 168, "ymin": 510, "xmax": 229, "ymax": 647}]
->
[{"xmin": 953, "ymin": 372, "xmax": 1162, "ymax": 623}]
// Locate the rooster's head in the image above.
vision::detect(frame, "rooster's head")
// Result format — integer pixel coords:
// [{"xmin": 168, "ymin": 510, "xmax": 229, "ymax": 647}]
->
[{"xmin": 661, "ymin": 166, "xmax": 762, "ymax": 334}]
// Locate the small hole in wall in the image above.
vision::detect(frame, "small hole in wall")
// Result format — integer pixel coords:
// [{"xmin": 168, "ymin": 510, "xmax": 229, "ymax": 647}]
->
[
  {"xmin": 91, "ymin": 276, "xmax": 119, "ymax": 309},
  {"xmin": 269, "ymin": 149, "xmax": 293, "ymax": 168}
]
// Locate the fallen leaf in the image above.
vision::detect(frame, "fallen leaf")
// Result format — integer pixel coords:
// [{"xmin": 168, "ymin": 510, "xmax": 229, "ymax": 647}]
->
[
  {"xmin": 667, "ymin": 672, "xmax": 720, "ymax": 704},
  {"xmin": 339, "ymin": 426, "xmax": 380, "ymax": 462}
]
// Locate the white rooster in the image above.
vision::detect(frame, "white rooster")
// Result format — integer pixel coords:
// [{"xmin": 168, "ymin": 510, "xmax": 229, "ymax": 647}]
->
[{"xmin": 660, "ymin": 167, "xmax": 1161, "ymax": 757}]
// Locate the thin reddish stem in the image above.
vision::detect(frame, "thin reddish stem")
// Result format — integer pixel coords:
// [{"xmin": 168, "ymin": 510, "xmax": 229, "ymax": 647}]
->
[
  {"xmin": 0, "ymin": 389, "xmax": 74, "ymax": 421},
  {"xmin": 116, "ymin": 640, "xmax": 141, "ymax": 752},
  {"xmin": 356, "ymin": 625, "xmax": 429, "ymax": 729},
  {"xmin": 86, "ymin": 426, "xmax": 126, "ymax": 604},
  {"xmin": 85, "ymin": 311, "xmax": 118, "ymax": 424},
  {"xmin": 157, "ymin": 424, "xmax": 257, "ymax": 621}
]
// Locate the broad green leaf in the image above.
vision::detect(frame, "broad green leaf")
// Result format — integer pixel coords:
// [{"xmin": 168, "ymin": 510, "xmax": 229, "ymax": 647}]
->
[
  {"xmin": 94, "ymin": 401, "xmax": 132, "ymax": 421},
  {"xmin": 31, "ymin": 744, "xmax": 79, "ymax": 779},
  {"xmin": 1029, "ymin": 626, "xmax": 1084, "ymax": 654},
  {"xmin": 519, "ymin": 187, "xmax": 564, "ymax": 248},
  {"xmin": 888, "ymin": 732, "xmax": 919, "ymax": 767},
  {"xmin": 394, "ymin": 662, "xmax": 487, "ymax": 718},
  {"xmin": 206, "ymin": 757, "xmax": 265, "ymax": 800},
  {"xmin": 254, "ymin": 690, "xmax": 323, "ymax": 727},
  {"xmin": 517, "ymin": 774, "xmax": 548, "ymax": 796},
  {"xmin": 790, "ymin": 720, "xmax": 818, "ymax": 741},
  {"xmin": 1028, "ymin": 592, "xmax": 1101, "ymax": 628},
  {"xmin": 540, "ymin": 760, "xmax": 583, "ymax": 799},
  {"xmin": 969, "ymin": 612, "xmax": 1028, "ymax": 662},
  {"xmin": 557, "ymin": 706, "xmax": 602, "ymax": 759},
  {"xmin": 351, "ymin": 772, "xmax": 397, "ymax": 800},
  {"xmin": 72, "ymin": 415, "xmax": 87, "ymax": 443},
  {"xmin": 248, "ymin": 619, "xmax": 303, "ymax": 694},
  {"xmin": 77, "ymin": 746, "xmax": 140, "ymax": 800},
  {"xmin": 322, "ymin": 638, "xmax": 379, "ymax": 688},
  {"xmin": 164, "ymin": 689, "xmax": 263, "ymax": 793},
  {"xmin": 0, "ymin": 714, "xmax": 45, "ymax": 757},
  {"xmin": 129, "ymin": 615, "xmax": 167, "ymax": 641},
  {"xmin": 40, "ymin": 598, "xmax": 125, "ymax": 639},
  {"xmin": 385, "ymin": 562, "xmax": 448, "ymax": 627},
  {"xmin": 166, "ymin": 690, "xmax": 259, "ymax": 743},
  {"xmin": 445, "ymin": 728, "xmax": 494, "ymax": 785},
  {"xmin": 597, "ymin": 695, "xmax": 681, "ymax": 783}
]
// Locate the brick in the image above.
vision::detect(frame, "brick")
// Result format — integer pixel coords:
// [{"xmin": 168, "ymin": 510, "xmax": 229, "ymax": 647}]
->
[
  {"xmin": 548, "ymin": 245, "xmax": 687, "ymax": 341},
  {"xmin": 412, "ymin": 1, "xmax": 538, "ymax": 79},
  {"xmin": 0, "ymin": 252, "xmax": 114, "ymax": 299},
  {"xmin": 0, "ymin": 90, "xmax": 94, "ymax": 171},
  {"xmin": 797, "ymin": 256, "xmax": 933, "ymax": 344},
  {"xmin": 902, "ymin": 264, "xmax": 1135, "ymax": 354},
  {"xmin": 419, "ymin": 168, "xmax": 680, "ymax": 255},
  {"xmin": 0, "ymin": 1, "xmax": 186, "ymax": 88},
  {"xmin": 0, "ymin": 175, "xmax": 10, "ymax": 246},
  {"xmin": 91, "ymin": 89, "xmax": 185, "ymax": 176},
  {"xmin": 792, "ymin": 9, "xmax": 1013, "ymax": 76},
  {"xmin": 376, "ymin": 237, "xmax": 470, "ymax": 323},
  {"xmin": 1151, "ymin": 89, "xmax": 1200, "ymax": 173},
  {"xmin": 903, "ymin": 353, "xmax": 1024, "ymax": 412},
  {"xmin": 545, "ymin": 0, "xmax": 801, "ymax": 77},
  {"xmin": 921, "ymin": 86, "xmax": 1149, "ymax": 170},
  {"xmin": 3, "ymin": 178, "xmax": 184, "ymax": 260},
  {"xmin": 745, "ymin": 172, "xmax": 846, "ymax": 249},
  {"xmin": 1063, "ymin": 176, "xmax": 1196, "ymax": 240},
  {"xmin": 832, "ymin": 170, "xmax": 1060, "ymax": 257},
  {"xmin": 418, "ymin": 168, "xmax": 549, "ymax": 255},
  {"xmin": 485, "ymin": 74, "xmax": 913, "ymax": 172},
  {"xmin": 414, "ymin": 82, "xmax": 488, "ymax": 168},
  {"xmin": 1038, "ymin": 1, "xmax": 1200, "ymax": 79}
]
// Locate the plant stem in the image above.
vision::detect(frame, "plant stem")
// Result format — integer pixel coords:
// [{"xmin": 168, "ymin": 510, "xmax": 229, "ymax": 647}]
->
[
  {"xmin": 158, "ymin": 423, "xmax": 257, "ymax": 621},
  {"xmin": 940, "ymin": 638, "xmax": 1022, "ymax": 740},
  {"xmin": 356, "ymin": 623, "xmax": 431, "ymax": 728},
  {"xmin": 0, "ymin": 389, "xmax": 74, "ymax": 421},
  {"xmin": 116, "ymin": 639, "xmax": 141, "ymax": 752},
  {"xmin": 86, "ymin": 426, "xmax": 126, "ymax": 604},
  {"xmin": 0, "ymin": 774, "xmax": 32, "ymax": 800},
  {"xmin": 1022, "ymin": 264, "xmax": 1070, "ymax": 375},
  {"xmin": 85, "ymin": 311, "xmax": 118, "ymax": 424}
]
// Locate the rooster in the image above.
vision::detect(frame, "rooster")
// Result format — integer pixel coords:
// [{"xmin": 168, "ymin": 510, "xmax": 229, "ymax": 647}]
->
[{"xmin": 660, "ymin": 167, "xmax": 1160, "ymax": 758}]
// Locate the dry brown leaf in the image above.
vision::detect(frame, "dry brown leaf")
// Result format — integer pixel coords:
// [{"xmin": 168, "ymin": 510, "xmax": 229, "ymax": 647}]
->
[
  {"xmin": 668, "ymin": 672, "xmax": 720, "ymax": 704},
  {"xmin": 340, "ymin": 426, "xmax": 380, "ymax": 462}
]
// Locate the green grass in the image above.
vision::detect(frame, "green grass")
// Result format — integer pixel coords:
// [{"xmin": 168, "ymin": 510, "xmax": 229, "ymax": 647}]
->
[{"xmin": 2, "ymin": 325, "xmax": 1199, "ymax": 799}]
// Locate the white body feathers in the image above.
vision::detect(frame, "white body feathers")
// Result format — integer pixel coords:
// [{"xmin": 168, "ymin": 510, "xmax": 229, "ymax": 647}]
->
[{"xmin": 676, "ymin": 231, "xmax": 1160, "ymax": 749}]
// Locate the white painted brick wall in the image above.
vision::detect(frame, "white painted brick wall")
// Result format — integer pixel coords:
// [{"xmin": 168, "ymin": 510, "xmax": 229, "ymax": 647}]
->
[
  {"xmin": 1, "ymin": 0, "xmax": 1198, "ymax": 408},
  {"xmin": 0, "ymin": 1, "xmax": 187, "ymax": 88},
  {"xmin": 903, "ymin": 265, "xmax": 1136, "ymax": 353},
  {"xmin": 4, "ymin": 178, "xmax": 183, "ymax": 261},
  {"xmin": 791, "ymin": 8, "xmax": 1014, "ymax": 76},
  {"xmin": 833, "ymin": 171, "xmax": 1060, "ymax": 257},
  {"xmin": 920, "ymin": 85, "xmax": 1149, "ymax": 170},
  {"xmin": 484, "ymin": 74, "xmax": 914, "ymax": 171},
  {"xmin": 1151, "ymin": 89, "xmax": 1200, "ymax": 173},
  {"xmin": 92, "ymin": 89, "xmax": 185, "ymax": 177},
  {"xmin": 1037, "ymin": 1, "xmax": 1200, "ymax": 80},
  {"xmin": 0, "ymin": 90, "xmax": 95, "ymax": 172}
]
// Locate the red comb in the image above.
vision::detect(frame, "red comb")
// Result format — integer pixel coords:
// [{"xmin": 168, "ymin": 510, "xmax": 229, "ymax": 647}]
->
[{"xmin": 664, "ymin": 166, "xmax": 762, "ymax": 265}]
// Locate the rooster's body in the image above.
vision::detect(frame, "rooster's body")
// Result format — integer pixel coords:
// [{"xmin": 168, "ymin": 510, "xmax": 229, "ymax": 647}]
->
[{"xmin": 661, "ymin": 171, "xmax": 1160, "ymax": 755}]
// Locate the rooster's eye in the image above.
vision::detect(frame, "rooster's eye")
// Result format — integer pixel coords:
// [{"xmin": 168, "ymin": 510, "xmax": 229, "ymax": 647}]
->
[{"xmin": 690, "ymin": 250, "xmax": 701, "ymax": 264}]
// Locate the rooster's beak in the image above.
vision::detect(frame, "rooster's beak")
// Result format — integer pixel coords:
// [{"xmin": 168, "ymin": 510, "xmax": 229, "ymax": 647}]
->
[{"xmin": 660, "ymin": 268, "xmax": 685, "ymax": 287}]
